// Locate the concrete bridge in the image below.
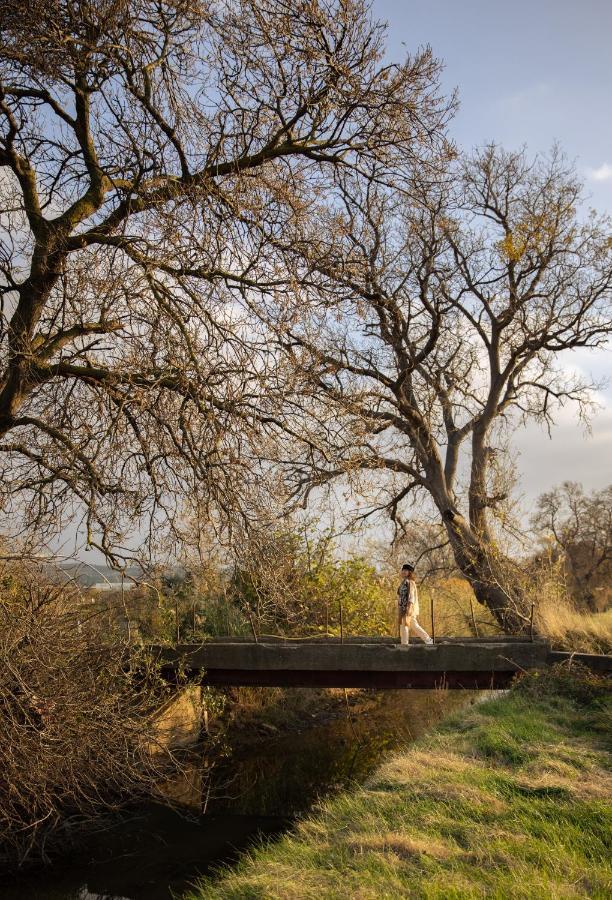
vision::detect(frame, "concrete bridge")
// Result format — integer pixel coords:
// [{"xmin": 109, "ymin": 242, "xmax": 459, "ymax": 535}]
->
[{"xmin": 150, "ymin": 636, "xmax": 612, "ymax": 690}]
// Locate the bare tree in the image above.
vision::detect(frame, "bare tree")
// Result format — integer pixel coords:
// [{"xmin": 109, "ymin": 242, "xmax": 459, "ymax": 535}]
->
[
  {"xmin": 269, "ymin": 145, "xmax": 612, "ymax": 631},
  {"xmin": 0, "ymin": 0, "xmax": 451, "ymax": 559},
  {"xmin": 533, "ymin": 481, "xmax": 612, "ymax": 612},
  {"xmin": 392, "ymin": 521, "xmax": 456, "ymax": 582}
]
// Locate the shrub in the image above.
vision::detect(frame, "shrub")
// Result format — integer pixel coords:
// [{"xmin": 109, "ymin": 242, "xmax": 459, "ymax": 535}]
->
[
  {"xmin": 0, "ymin": 561, "xmax": 174, "ymax": 869},
  {"xmin": 513, "ymin": 662, "xmax": 611, "ymax": 708}
]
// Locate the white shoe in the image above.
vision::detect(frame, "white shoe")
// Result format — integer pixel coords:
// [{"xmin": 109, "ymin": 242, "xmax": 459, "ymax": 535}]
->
[{"xmin": 425, "ymin": 638, "xmax": 434, "ymax": 645}]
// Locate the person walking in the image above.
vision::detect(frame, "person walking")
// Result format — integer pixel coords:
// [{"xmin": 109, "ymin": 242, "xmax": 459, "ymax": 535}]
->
[{"xmin": 397, "ymin": 564, "xmax": 433, "ymax": 646}]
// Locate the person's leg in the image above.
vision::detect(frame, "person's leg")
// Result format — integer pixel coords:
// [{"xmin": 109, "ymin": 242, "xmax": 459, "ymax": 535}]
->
[
  {"xmin": 410, "ymin": 617, "xmax": 432, "ymax": 643},
  {"xmin": 399, "ymin": 612, "xmax": 410, "ymax": 644}
]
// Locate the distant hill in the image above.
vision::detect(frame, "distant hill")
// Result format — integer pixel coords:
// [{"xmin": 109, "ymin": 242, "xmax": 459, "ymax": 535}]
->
[{"xmin": 59, "ymin": 562, "xmax": 144, "ymax": 588}]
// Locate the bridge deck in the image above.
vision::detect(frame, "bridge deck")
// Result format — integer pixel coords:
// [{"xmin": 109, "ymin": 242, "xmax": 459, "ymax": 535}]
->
[{"xmin": 151, "ymin": 637, "xmax": 611, "ymax": 689}]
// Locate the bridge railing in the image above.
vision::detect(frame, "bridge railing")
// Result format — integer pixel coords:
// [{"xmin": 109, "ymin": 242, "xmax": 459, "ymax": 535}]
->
[{"xmin": 159, "ymin": 589, "xmax": 534, "ymax": 647}]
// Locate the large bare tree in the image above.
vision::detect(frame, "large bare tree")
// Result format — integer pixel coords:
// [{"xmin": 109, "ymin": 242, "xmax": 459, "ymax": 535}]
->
[
  {"xmin": 533, "ymin": 481, "xmax": 612, "ymax": 612},
  {"xmin": 0, "ymin": 0, "xmax": 451, "ymax": 559},
  {"xmin": 270, "ymin": 146, "xmax": 612, "ymax": 630}
]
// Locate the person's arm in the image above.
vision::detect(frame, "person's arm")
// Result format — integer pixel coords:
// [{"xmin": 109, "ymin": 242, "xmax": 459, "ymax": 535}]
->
[{"xmin": 407, "ymin": 581, "xmax": 417, "ymax": 610}]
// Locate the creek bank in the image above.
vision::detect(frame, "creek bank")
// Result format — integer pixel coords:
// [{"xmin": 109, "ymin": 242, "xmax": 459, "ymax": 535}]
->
[
  {"xmin": 197, "ymin": 688, "xmax": 474, "ymax": 821},
  {"xmin": 1, "ymin": 688, "xmax": 473, "ymax": 899},
  {"xmin": 190, "ymin": 667, "xmax": 612, "ymax": 900}
]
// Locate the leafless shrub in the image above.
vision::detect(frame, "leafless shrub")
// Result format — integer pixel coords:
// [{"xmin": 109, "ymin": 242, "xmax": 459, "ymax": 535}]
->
[{"xmin": 0, "ymin": 559, "xmax": 175, "ymax": 869}]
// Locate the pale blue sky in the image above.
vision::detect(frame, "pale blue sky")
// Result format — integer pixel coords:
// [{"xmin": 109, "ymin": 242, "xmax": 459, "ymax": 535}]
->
[
  {"xmin": 376, "ymin": 0, "xmax": 612, "ymax": 210},
  {"xmin": 374, "ymin": 0, "xmax": 612, "ymax": 500}
]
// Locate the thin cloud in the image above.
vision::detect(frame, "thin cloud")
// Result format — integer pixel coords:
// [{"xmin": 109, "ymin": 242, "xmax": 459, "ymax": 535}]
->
[{"xmin": 586, "ymin": 162, "xmax": 612, "ymax": 182}]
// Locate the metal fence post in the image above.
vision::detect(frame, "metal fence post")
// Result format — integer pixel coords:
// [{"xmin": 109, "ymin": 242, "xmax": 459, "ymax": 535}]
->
[
  {"xmin": 121, "ymin": 572, "xmax": 131, "ymax": 642},
  {"xmin": 430, "ymin": 592, "xmax": 435, "ymax": 644},
  {"xmin": 247, "ymin": 605, "xmax": 259, "ymax": 642}
]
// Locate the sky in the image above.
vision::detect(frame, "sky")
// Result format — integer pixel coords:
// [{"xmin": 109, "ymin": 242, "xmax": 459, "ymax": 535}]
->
[{"xmin": 373, "ymin": 0, "xmax": 612, "ymax": 503}]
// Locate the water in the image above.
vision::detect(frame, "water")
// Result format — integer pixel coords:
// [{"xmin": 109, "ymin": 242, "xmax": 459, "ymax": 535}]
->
[{"xmin": 2, "ymin": 689, "xmax": 475, "ymax": 899}]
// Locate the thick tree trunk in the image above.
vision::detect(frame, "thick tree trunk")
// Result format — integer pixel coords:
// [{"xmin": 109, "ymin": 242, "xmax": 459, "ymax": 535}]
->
[{"xmin": 441, "ymin": 508, "xmax": 531, "ymax": 634}]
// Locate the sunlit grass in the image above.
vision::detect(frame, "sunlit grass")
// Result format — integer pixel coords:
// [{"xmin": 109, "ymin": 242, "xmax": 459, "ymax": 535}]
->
[
  {"xmin": 419, "ymin": 577, "xmax": 499, "ymax": 639},
  {"xmin": 421, "ymin": 576, "xmax": 612, "ymax": 654},
  {"xmin": 187, "ymin": 670, "xmax": 612, "ymax": 899},
  {"xmin": 536, "ymin": 599, "xmax": 612, "ymax": 654}
]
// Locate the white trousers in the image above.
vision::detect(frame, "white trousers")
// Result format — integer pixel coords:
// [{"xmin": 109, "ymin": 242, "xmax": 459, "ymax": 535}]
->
[{"xmin": 400, "ymin": 617, "xmax": 431, "ymax": 645}]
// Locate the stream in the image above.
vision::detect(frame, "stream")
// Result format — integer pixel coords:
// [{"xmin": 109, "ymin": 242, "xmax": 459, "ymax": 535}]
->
[{"xmin": 2, "ymin": 689, "xmax": 477, "ymax": 899}]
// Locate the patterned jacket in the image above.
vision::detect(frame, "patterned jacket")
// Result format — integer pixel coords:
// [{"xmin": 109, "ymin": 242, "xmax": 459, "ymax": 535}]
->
[{"xmin": 398, "ymin": 579, "xmax": 419, "ymax": 616}]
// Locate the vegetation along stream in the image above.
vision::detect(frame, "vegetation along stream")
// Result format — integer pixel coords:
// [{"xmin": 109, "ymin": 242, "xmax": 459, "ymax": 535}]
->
[{"xmin": 2, "ymin": 688, "xmax": 477, "ymax": 900}]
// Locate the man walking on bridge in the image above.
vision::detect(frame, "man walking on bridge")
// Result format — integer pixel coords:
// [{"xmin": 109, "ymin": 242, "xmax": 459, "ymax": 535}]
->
[{"xmin": 398, "ymin": 564, "xmax": 433, "ymax": 646}]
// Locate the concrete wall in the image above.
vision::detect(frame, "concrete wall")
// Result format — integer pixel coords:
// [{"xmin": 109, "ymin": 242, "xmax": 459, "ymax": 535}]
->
[{"xmin": 151, "ymin": 685, "xmax": 204, "ymax": 751}]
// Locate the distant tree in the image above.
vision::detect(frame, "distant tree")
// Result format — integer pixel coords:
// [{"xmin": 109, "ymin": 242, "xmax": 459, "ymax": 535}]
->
[
  {"xmin": 269, "ymin": 145, "xmax": 612, "ymax": 631},
  {"xmin": 0, "ymin": 0, "xmax": 451, "ymax": 560},
  {"xmin": 533, "ymin": 482, "xmax": 612, "ymax": 612}
]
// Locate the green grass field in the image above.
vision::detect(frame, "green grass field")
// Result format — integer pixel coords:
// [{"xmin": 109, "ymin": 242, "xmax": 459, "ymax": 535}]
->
[{"xmin": 188, "ymin": 668, "xmax": 611, "ymax": 899}]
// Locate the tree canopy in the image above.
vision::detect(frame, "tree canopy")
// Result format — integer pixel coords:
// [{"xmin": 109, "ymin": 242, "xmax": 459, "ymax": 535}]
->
[
  {"xmin": 0, "ymin": 0, "xmax": 451, "ymax": 559},
  {"xmin": 265, "ymin": 145, "xmax": 612, "ymax": 627},
  {"xmin": 1, "ymin": 2, "xmax": 610, "ymax": 632}
]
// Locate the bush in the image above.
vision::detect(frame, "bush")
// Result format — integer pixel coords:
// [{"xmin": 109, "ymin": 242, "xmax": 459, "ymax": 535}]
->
[
  {"xmin": 0, "ymin": 561, "xmax": 173, "ymax": 869},
  {"xmin": 513, "ymin": 662, "xmax": 611, "ymax": 708},
  {"xmin": 231, "ymin": 528, "xmax": 395, "ymax": 637}
]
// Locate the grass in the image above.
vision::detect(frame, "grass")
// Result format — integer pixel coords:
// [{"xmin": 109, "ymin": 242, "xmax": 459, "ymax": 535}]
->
[
  {"xmin": 421, "ymin": 577, "xmax": 612, "ymax": 655},
  {"xmin": 535, "ymin": 600, "xmax": 612, "ymax": 655},
  {"xmin": 419, "ymin": 577, "xmax": 499, "ymax": 639},
  {"xmin": 187, "ymin": 667, "xmax": 612, "ymax": 899}
]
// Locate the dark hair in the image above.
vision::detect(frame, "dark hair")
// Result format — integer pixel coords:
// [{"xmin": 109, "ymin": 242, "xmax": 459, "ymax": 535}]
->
[{"xmin": 401, "ymin": 563, "xmax": 414, "ymax": 572}]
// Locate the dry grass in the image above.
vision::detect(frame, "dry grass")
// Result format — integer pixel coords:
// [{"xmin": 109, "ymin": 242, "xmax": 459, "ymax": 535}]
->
[
  {"xmin": 535, "ymin": 598, "xmax": 612, "ymax": 653},
  {"xmin": 419, "ymin": 577, "xmax": 499, "ymax": 638},
  {"xmin": 346, "ymin": 832, "xmax": 455, "ymax": 861},
  {"xmin": 425, "ymin": 574, "xmax": 612, "ymax": 654}
]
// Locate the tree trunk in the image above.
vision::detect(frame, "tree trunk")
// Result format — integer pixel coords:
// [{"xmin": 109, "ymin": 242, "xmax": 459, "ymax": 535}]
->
[{"xmin": 441, "ymin": 508, "xmax": 530, "ymax": 634}]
